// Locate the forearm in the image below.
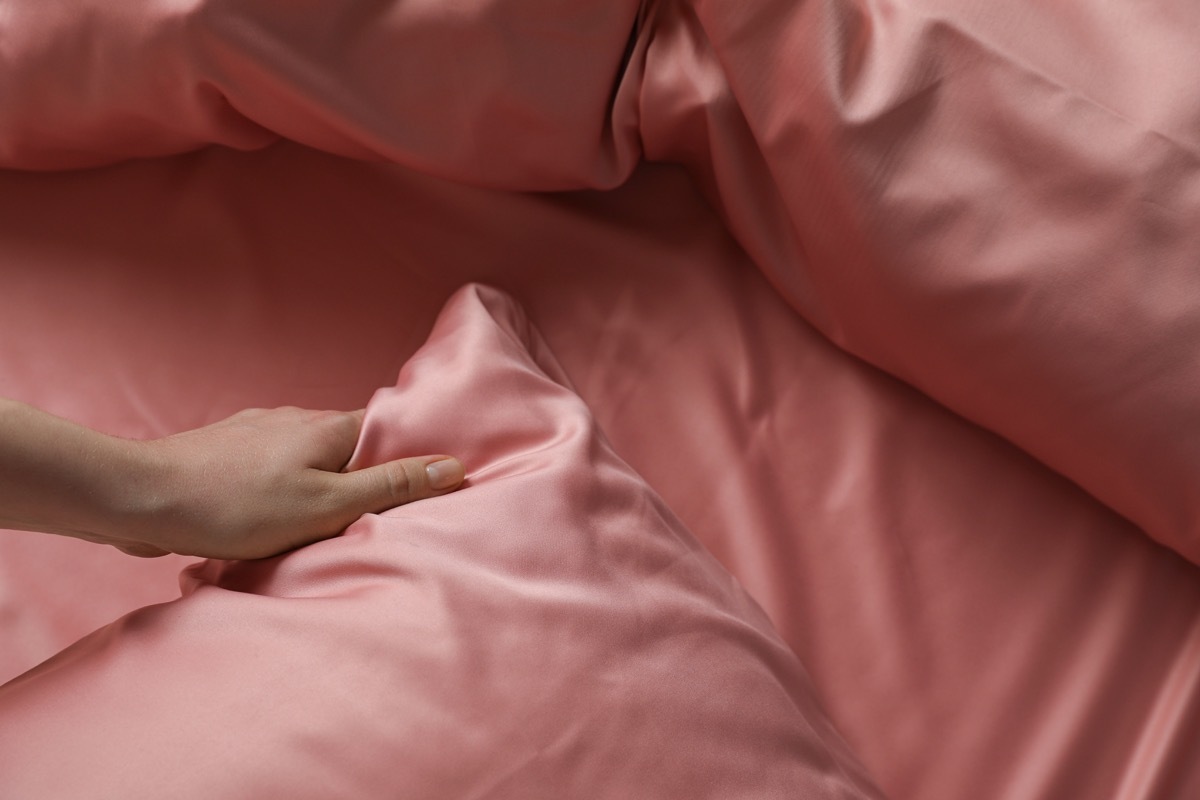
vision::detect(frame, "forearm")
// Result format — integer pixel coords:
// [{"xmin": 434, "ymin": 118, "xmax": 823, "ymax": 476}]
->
[{"xmin": 0, "ymin": 398, "xmax": 148, "ymax": 541}]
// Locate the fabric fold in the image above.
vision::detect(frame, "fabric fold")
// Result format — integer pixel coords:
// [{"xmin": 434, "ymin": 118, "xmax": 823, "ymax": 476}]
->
[
  {"xmin": 0, "ymin": 0, "xmax": 644, "ymax": 188},
  {"xmin": 0, "ymin": 284, "xmax": 884, "ymax": 800},
  {"xmin": 637, "ymin": 0, "xmax": 1200, "ymax": 563}
]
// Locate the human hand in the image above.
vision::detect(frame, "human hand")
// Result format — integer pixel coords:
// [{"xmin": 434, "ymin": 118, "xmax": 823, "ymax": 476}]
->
[{"xmin": 115, "ymin": 407, "xmax": 464, "ymax": 559}]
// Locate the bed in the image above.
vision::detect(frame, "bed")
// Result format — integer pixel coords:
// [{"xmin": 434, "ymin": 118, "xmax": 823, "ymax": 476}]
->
[{"xmin": 1, "ymin": 0, "xmax": 1199, "ymax": 797}]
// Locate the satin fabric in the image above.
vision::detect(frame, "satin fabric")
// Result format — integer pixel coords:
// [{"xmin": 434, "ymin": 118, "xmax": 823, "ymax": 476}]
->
[
  {"xmin": 638, "ymin": 0, "xmax": 1200, "ymax": 566},
  {"xmin": 2, "ymin": 0, "xmax": 1197, "ymax": 560},
  {"xmin": 0, "ymin": 0, "xmax": 643, "ymax": 188},
  {"xmin": 2, "ymin": 1, "xmax": 1200, "ymax": 798},
  {"xmin": 3, "ymin": 143, "xmax": 1200, "ymax": 800},
  {"xmin": 0, "ymin": 285, "xmax": 883, "ymax": 800}
]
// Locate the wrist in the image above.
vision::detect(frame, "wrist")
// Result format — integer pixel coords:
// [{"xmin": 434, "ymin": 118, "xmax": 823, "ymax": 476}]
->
[
  {"xmin": 0, "ymin": 398, "xmax": 175, "ymax": 552},
  {"xmin": 88, "ymin": 435, "xmax": 173, "ymax": 545}
]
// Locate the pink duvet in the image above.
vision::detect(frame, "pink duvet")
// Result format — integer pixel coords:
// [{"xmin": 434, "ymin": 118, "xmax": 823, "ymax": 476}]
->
[{"xmin": 3, "ymin": 1, "xmax": 1200, "ymax": 798}]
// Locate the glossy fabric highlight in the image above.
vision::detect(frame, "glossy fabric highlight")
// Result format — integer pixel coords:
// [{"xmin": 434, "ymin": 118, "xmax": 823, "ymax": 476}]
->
[
  {"xmin": 2, "ymin": 1, "xmax": 1200, "ymax": 797},
  {"xmin": 0, "ymin": 286, "xmax": 883, "ymax": 800}
]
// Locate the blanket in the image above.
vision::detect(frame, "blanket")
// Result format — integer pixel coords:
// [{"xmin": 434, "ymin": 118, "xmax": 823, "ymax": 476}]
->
[{"xmin": 2, "ymin": 1, "xmax": 1199, "ymax": 797}]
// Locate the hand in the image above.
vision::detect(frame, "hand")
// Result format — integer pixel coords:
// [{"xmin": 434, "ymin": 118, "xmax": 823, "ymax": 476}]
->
[{"xmin": 118, "ymin": 407, "xmax": 465, "ymax": 559}]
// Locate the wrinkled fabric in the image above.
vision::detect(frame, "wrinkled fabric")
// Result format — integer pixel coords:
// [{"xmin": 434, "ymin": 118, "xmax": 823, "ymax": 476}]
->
[
  {"xmin": 3, "ymin": 1, "xmax": 1200, "ymax": 799},
  {"xmin": 638, "ymin": 0, "xmax": 1200, "ymax": 566},
  {"xmin": 3, "ymin": 0, "xmax": 1198, "ymax": 559},
  {"xmin": 6, "ymin": 147, "xmax": 1200, "ymax": 799},
  {"xmin": 0, "ymin": 0, "xmax": 643, "ymax": 188},
  {"xmin": 0, "ymin": 285, "xmax": 883, "ymax": 800}
]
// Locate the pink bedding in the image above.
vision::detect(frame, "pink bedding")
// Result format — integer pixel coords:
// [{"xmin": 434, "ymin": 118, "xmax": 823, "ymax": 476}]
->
[
  {"xmin": 0, "ymin": 285, "xmax": 882, "ymax": 798},
  {"xmin": 2, "ymin": 1, "xmax": 1200, "ymax": 798}
]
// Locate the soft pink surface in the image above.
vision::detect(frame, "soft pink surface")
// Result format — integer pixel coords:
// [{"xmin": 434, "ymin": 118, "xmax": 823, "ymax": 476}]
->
[
  {"xmin": 2, "ymin": 1, "xmax": 1200, "ymax": 799},
  {"xmin": 641, "ymin": 0, "xmax": 1200, "ymax": 566},
  {"xmin": 0, "ymin": 285, "xmax": 881, "ymax": 799},
  {"xmin": 4, "ymin": 0, "xmax": 1197, "ymax": 560}
]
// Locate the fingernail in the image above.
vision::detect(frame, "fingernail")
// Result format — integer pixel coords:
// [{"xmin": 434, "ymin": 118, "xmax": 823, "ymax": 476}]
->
[{"xmin": 426, "ymin": 458, "xmax": 465, "ymax": 491}]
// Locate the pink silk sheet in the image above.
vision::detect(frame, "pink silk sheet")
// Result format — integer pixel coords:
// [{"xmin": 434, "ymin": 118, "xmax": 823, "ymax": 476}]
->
[{"xmin": 2, "ymin": 0, "xmax": 1200, "ymax": 798}]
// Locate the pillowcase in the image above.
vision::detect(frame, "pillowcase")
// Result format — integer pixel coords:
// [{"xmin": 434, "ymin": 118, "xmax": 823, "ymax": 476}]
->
[
  {"xmin": 0, "ymin": 284, "xmax": 883, "ymax": 800},
  {"xmin": 639, "ymin": 0, "xmax": 1200, "ymax": 563},
  {"xmin": 0, "ymin": 0, "xmax": 642, "ymax": 188}
]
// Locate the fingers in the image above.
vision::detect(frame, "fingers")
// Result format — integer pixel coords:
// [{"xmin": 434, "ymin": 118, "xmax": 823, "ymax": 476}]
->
[
  {"xmin": 307, "ymin": 410, "xmax": 368, "ymax": 472},
  {"xmin": 335, "ymin": 409, "xmax": 366, "ymax": 437},
  {"xmin": 331, "ymin": 455, "xmax": 466, "ymax": 518}
]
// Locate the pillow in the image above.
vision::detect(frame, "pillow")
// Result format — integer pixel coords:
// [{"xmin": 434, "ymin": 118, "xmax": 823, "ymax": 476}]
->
[
  {"xmin": 0, "ymin": 0, "xmax": 642, "ymax": 189},
  {"xmin": 0, "ymin": 284, "xmax": 883, "ymax": 799},
  {"xmin": 639, "ymin": 0, "xmax": 1200, "ymax": 563}
]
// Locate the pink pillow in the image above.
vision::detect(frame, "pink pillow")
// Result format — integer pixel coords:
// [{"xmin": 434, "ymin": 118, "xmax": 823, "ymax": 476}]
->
[
  {"xmin": 0, "ymin": 285, "xmax": 882, "ymax": 799},
  {"xmin": 0, "ymin": 0, "xmax": 641, "ymax": 188},
  {"xmin": 639, "ymin": 0, "xmax": 1200, "ymax": 563}
]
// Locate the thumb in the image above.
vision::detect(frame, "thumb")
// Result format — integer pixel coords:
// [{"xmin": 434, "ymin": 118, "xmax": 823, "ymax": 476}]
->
[{"xmin": 334, "ymin": 455, "xmax": 466, "ymax": 516}]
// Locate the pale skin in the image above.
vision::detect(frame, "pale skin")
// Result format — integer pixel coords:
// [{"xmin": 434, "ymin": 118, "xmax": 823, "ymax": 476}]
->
[{"xmin": 0, "ymin": 398, "xmax": 465, "ymax": 559}]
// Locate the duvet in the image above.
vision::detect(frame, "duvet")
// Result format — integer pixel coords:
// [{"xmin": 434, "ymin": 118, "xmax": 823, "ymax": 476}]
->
[{"xmin": 2, "ymin": 1, "xmax": 1200, "ymax": 798}]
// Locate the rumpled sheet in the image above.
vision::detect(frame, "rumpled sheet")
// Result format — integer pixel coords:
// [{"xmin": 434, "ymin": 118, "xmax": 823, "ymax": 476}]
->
[
  {"xmin": 5, "ymin": 0, "xmax": 1198, "ymax": 559},
  {"xmin": 2, "ymin": 1, "xmax": 1200, "ymax": 798}
]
